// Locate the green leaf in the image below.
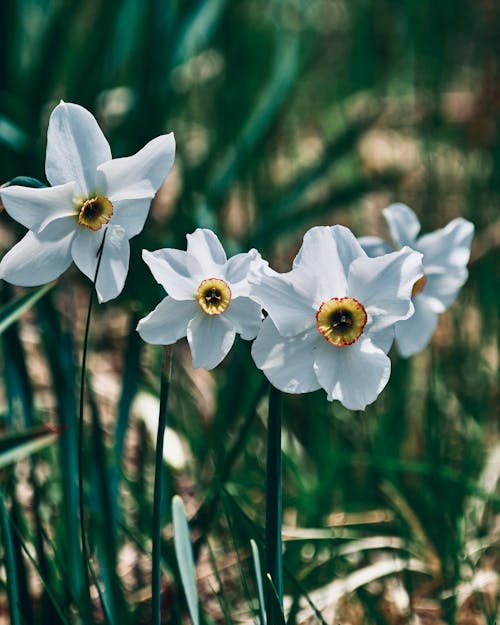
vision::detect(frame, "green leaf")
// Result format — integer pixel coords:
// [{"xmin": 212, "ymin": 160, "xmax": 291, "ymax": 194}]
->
[
  {"xmin": 0, "ymin": 426, "xmax": 59, "ymax": 469},
  {"xmin": 6, "ymin": 176, "xmax": 46, "ymax": 188},
  {"xmin": 0, "ymin": 489, "xmax": 21, "ymax": 625},
  {"xmin": 250, "ymin": 539, "xmax": 266, "ymax": 625},
  {"xmin": 0, "ymin": 283, "xmax": 54, "ymax": 336},
  {"xmin": 172, "ymin": 495, "xmax": 200, "ymax": 625}
]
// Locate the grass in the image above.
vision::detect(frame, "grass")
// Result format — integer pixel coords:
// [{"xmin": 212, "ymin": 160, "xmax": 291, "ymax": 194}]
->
[{"xmin": 0, "ymin": 1, "xmax": 498, "ymax": 623}]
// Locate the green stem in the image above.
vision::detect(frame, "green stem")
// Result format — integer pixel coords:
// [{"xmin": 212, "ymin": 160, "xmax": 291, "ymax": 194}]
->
[
  {"xmin": 152, "ymin": 346, "xmax": 172, "ymax": 625},
  {"xmin": 78, "ymin": 231, "xmax": 107, "ymax": 610},
  {"xmin": 265, "ymin": 385, "xmax": 283, "ymax": 618}
]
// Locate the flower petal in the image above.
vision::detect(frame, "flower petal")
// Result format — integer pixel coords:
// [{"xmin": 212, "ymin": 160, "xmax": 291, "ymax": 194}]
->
[
  {"xmin": 251, "ymin": 317, "xmax": 321, "ymax": 394},
  {"xmin": 137, "ymin": 297, "xmax": 196, "ymax": 345},
  {"xmin": 348, "ymin": 246, "xmax": 423, "ymax": 332},
  {"xmin": 0, "ymin": 218, "xmax": 75, "ymax": 285},
  {"xmin": 417, "ymin": 217, "xmax": 474, "ymax": 271},
  {"xmin": 186, "ymin": 313, "xmax": 236, "ymax": 370},
  {"xmin": 423, "ymin": 268, "xmax": 469, "ymax": 312},
  {"xmin": 71, "ymin": 225, "xmax": 105, "ymax": 282},
  {"xmin": 222, "ymin": 296, "xmax": 263, "ymax": 340},
  {"xmin": 142, "ymin": 248, "xmax": 200, "ymax": 299},
  {"xmin": 358, "ymin": 236, "xmax": 393, "ymax": 258},
  {"xmin": 383, "ymin": 203, "xmax": 421, "ymax": 247},
  {"xmin": 45, "ymin": 102, "xmax": 111, "ymax": 195},
  {"xmin": 394, "ymin": 295, "xmax": 439, "ymax": 357},
  {"xmin": 249, "ymin": 266, "xmax": 317, "ymax": 337},
  {"xmin": 224, "ymin": 249, "xmax": 267, "ymax": 297},
  {"xmin": 186, "ymin": 229, "xmax": 227, "ymax": 271},
  {"xmin": 0, "ymin": 182, "xmax": 76, "ymax": 232},
  {"xmin": 293, "ymin": 225, "xmax": 365, "ymax": 299},
  {"xmin": 313, "ymin": 337, "xmax": 391, "ymax": 410},
  {"xmin": 95, "ymin": 226, "xmax": 130, "ymax": 302},
  {"xmin": 99, "ymin": 133, "xmax": 175, "ymax": 208}
]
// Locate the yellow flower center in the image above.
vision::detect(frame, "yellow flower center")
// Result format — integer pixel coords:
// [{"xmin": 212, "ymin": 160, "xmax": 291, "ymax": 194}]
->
[
  {"xmin": 316, "ymin": 297, "xmax": 367, "ymax": 347},
  {"xmin": 412, "ymin": 274, "xmax": 427, "ymax": 297},
  {"xmin": 78, "ymin": 196, "xmax": 113, "ymax": 231},
  {"xmin": 196, "ymin": 278, "xmax": 231, "ymax": 315}
]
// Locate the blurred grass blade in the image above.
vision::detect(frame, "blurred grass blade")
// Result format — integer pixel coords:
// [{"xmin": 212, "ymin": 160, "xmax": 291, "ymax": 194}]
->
[
  {"xmin": 0, "ymin": 283, "xmax": 54, "ymax": 336},
  {"xmin": 251, "ymin": 539, "xmax": 266, "ymax": 625},
  {"xmin": 265, "ymin": 385, "xmax": 283, "ymax": 619},
  {"xmin": 173, "ymin": 0, "xmax": 228, "ymax": 66},
  {"xmin": 172, "ymin": 495, "xmax": 200, "ymax": 625},
  {"xmin": 5, "ymin": 175, "xmax": 46, "ymax": 188},
  {"xmin": 265, "ymin": 574, "xmax": 286, "ymax": 625},
  {"xmin": 0, "ymin": 489, "xmax": 21, "ymax": 625},
  {"xmin": 0, "ymin": 426, "xmax": 59, "ymax": 468}
]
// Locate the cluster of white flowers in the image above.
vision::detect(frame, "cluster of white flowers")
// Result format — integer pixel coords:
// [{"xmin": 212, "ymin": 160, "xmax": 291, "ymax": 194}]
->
[{"xmin": 0, "ymin": 103, "xmax": 474, "ymax": 410}]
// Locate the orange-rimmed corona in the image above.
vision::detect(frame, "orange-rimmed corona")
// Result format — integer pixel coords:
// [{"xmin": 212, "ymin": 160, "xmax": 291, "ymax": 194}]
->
[
  {"xmin": 411, "ymin": 274, "xmax": 427, "ymax": 297},
  {"xmin": 316, "ymin": 297, "xmax": 367, "ymax": 347},
  {"xmin": 78, "ymin": 195, "xmax": 113, "ymax": 231},
  {"xmin": 197, "ymin": 278, "xmax": 231, "ymax": 315}
]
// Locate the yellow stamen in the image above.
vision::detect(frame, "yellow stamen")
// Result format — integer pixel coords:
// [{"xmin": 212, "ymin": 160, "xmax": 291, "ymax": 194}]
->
[
  {"xmin": 196, "ymin": 278, "xmax": 231, "ymax": 315},
  {"xmin": 316, "ymin": 297, "xmax": 367, "ymax": 347},
  {"xmin": 78, "ymin": 196, "xmax": 113, "ymax": 231},
  {"xmin": 412, "ymin": 274, "xmax": 427, "ymax": 297}
]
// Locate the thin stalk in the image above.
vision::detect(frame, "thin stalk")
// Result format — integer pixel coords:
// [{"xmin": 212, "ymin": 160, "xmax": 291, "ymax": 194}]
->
[
  {"xmin": 152, "ymin": 346, "xmax": 173, "ymax": 625},
  {"xmin": 78, "ymin": 232, "xmax": 107, "ymax": 606},
  {"xmin": 265, "ymin": 385, "xmax": 283, "ymax": 620}
]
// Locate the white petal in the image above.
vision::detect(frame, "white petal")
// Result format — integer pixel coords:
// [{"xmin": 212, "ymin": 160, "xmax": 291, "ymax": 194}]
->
[
  {"xmin": 142, "ymin": 248, "xmax": 200, "ymax": 300},
  {"xmin": 293, "ymin": 225, "xmax": 365, "ymax": 299},
  {"xmin": 186, "ymin": 313, "xmax": 236, "ymax": 370},
  {"xmin": 186, "ymin": 229, "xmax": 227, "ymax": 271},
  {"xmin": 417, "ymin": 217, "xmax": 474, "ymax": 271},
  {"xmin": 251, "ymin": 317, "xmax": 321, "ymax": 394},
  {"xmin": 137, "ymin": 297, "xmax": 196, "ymax": 345},
  {"xmin": 95, "ymin": 226, "xmax": 130, "ymax": 303},
  {"xmin": 224, "ymin": 249, "xmax": 266, "ymax": 297},
  {"xmin": 424, "ymin": 268, "xmax": 469, "ymax": 312},
  {"xmin": 383, "ymin": 203, "xmax": 421, "ymax": 247},
  {"xmin": 249, "ymin": 266, "xmax": 317, "ymax": 337},
  {"xmin": 0, "ymin": 182, "xmax": 76, "ymax": 232},
  {"xmin": 45, "ymin": 102, "xmax": 111, "ymax": 195},
  {"xmin": 313, "ymin": 337, "xmax": 391, "ymax": 410},
  {"xmin": 358, "ymin": 236, "xmax": 393, "ymax": 257},
  {"xmin": 348, "ymin": 246, "xmax": 423, "ymax": 332},
  {"xmin": 71, "ymin": 225, "xmax": 105, "ymax": 282},
  {"xmin": 108, "ymin": 197, "xmax": 153, "ymax": 239},
  {"xmin": 368, "ymin": 326, "xmax": 395, "ymax": 354},
  {"xmin": 394, "ymin": 296, "xmax": 439, "ymax": 357},
  {"xmin": 222, "ymin": 297, "xmax": 263, "ymax": 340},
  {"xmin": 99, "ymin": 132, "xmax": 175, "ymax": 202},
  {"xmin": 0, "ymin": 218, "xmax": 75, "ymax": 285}
]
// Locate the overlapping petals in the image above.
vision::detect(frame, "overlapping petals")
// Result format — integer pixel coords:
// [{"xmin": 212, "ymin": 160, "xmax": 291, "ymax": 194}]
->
[
  {"xmin": 251, "ymin": 225, "xmax": 423, "ymax": 410},
  {"xmin": 0, "ymin": 101, "xmax": 175, "ymax": 302},
  {"xmin": 137, "ymin": 228, "xmax": 266, "ymax": 370},
  {"xmin": 359, "ymin": 204, "xmax": 474, "ymax": 356}
]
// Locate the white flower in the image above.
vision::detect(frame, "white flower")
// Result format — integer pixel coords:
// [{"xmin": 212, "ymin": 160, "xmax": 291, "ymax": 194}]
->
[
  {"xmin": 250, "ymin": 225, "xmax": 423, "ymax": 410},
  {"xmin": 0, "ymin": 101, "xmax": 175, "ymax": 302},
  {"xmin": 136, "ymin": 228, "xmax": 266, "ymax": 370},
  {"xmin": 359, "ymin": 203, "xmax": 474, "ymax": 357}
]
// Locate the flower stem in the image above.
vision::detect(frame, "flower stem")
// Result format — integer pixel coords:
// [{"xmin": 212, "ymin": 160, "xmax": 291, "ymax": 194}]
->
[
  {"xmin": 78, "ymin": 232, "xmax": 107, "ymax": 604},
  {"xmin": 265, "ymin": 385, "xmax": 283, "ymax": 619},
  {"xmin": 152, "ymin": 345, "xmax": 172, "ymax": 625}
]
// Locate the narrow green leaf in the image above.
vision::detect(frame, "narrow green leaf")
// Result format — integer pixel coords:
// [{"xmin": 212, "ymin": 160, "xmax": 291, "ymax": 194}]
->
[
  {"xmin": 6, "ymin": 176, "xmax": 46, "ymax": 188},
  {"xmin": 265, "ymin": 574, "xmax": 286, "ymax": 625},
  {"xmin": 250, "ymin": 539, "xmax": 266, "ymax": 625},
  {"xmin": 172, "ymin": 495, "xmax": 200, "ymax": 625},
  {"xmin": 0, "ymin": 283, "xmax": 54, "ymax": 336},
  {"xmin": 0, "ymin": 489, "xmax": 21, "ymax": 625},
  {"xmin": 0, "ymin": 427, "xmax": 59, "ymax": 469}
]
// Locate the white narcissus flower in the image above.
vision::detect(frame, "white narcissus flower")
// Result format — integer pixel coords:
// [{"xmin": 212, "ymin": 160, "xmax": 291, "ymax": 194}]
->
[
  {"xmin": 359, "ymin": 203, "xmax": 474, "ymax": 357},
  {"xmin": 137, "ymin": 228, "xmax": 266, "ymax": 370},
  {"xmin": 0, "ymin": 101, "xmax": 175, "ymax": 302},
  {"xmin": 250, "ymin": 225, "xmax": 424, "ymax": 410}
]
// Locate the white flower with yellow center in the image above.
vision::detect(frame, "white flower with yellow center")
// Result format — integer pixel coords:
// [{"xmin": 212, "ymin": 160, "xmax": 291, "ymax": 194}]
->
[
  {"xmin": 359, "ymin": 203, "xmax": 474, "ymax": 357},
  {"xmin": 0, "ymin": 101, "xmax": 175, "ymax": 302},
  {"xmin": 250, "ymin": 225, "xmax": 424, "ymax": 410},
  {"xmin": 136, "ymin": 229, "xmax": 266, "ymax": 370}
]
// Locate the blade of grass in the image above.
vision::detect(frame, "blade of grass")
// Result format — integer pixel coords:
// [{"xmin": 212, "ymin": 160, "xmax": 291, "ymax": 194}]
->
[
  {"xmin": 172, "ymin": 495, "xmax": 200, "ymax": 625},
  {"xmin": 0, "ymin": 489, "xmax": 21, "ymax": 625},
  {"xmin": 265, "ymin": 385, "xmax": 283, "ymax": 620},
  {"xmin": 250, "ymin": 539, "xmax": 267, "ymax": 625},
  {"xmin": 152, "ymin": 345, "xmax": 173, "ymax": 625},
  {"xmin": 0, "ymin": 426, "xmax": 59, "ymax": 468},
  {"xmin": 0, "ymin": 282, "xmax": 54, "ymax": 336}
]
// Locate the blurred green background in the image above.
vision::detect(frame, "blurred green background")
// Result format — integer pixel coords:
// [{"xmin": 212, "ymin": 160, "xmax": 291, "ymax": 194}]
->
[{"xmin": 0, "ymin": 1, "xmax": 498, "ymax": 624}]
